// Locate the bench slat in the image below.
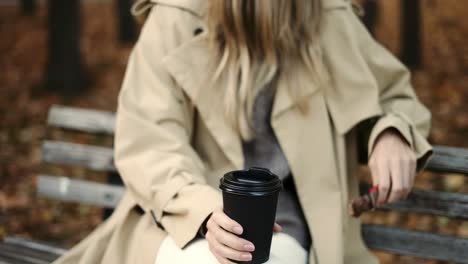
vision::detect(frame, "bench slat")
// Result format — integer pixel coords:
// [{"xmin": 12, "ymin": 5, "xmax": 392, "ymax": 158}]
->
[
  {"xmin": 3, "ymin": 237, "xmax": 66, "ymax": 257},
  {"xmin": 0, "ymin": 252, "xmax": 33, "ymax": 264},
  {"xmin": 432, "ymin": 145, "xmax": 468, "ymax": 159},
  {"xmin": 0, "ymin": 244, "xmax": 57, "ymax": 264},
  {"xmin": 42, "ymin": 140, "xmax": 468, "ymax": 178},
  {"xmin": 37, "ymin": 175, "xmax": 125, "ymax": 208},
  {"xmin": 426, "ymin": 146, "xmax": 468, "ymax": 175},
  {"xmin": 358, "ymin": 184, "xmax": 468, "ymax": 220},
  {"xmin": 0, "ymin": 245, "xmax": 50, "ymax": 264},
  {"xmin": 42, "ymin": 140, "xmax": 115, "ymax": 172},
  {"xmin": 0, "ymin": 237, "xmax": 65, "ymax": 264},
  {"xmin": 48, "ymin": 105, "xmax": 115, "ymax": 135},
  {"xmin": 363, "ymin": 224, "xmax": 468, "ymax": 263}
]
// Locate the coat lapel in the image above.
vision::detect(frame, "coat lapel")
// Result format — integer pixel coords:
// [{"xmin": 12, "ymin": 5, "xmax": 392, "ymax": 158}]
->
[
  {"xmin": 271, "ymin": 60, "xmax": 320, "ymax": 120},
  {"xmin": 163, "ymin": 36, "xmax": 244, "ymax": 169},
  {"xmin": 272, "ymin": 91, "xmax": 344, "ymax": 264}
]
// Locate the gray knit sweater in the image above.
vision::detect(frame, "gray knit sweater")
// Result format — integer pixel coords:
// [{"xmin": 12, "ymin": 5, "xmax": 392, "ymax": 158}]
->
[{"xmin": 241, "ymin": 84, "xmax": 312, "ymax": 249}]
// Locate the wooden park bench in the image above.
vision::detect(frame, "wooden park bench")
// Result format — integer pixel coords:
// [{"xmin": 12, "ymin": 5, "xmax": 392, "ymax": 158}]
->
[{"xmin": 1, "ymin": 105, "xmax": 468, "ymax": 263}]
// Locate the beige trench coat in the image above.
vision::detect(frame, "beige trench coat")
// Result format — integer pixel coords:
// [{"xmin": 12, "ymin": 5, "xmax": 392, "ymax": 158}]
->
[{"xmin": 53, "ymin": 0, "xmax": 433, "ymax": 263}]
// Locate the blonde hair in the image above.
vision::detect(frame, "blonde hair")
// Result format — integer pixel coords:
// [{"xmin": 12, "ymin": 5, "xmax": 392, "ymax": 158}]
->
[{"xmin": 207, "ymin": 0, "xmax": 326, "ymax": 141}]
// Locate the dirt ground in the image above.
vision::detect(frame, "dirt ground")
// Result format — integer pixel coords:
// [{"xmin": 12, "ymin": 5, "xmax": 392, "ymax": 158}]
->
[{"xmin": 0, "ymin": 1, "xmax": 467, "ymax": 263}]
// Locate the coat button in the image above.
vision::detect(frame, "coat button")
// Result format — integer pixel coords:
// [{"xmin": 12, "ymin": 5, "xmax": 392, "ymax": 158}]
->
[{"xmin": 194, "ymin": 28, "xmax": 204, "ymax": 36}]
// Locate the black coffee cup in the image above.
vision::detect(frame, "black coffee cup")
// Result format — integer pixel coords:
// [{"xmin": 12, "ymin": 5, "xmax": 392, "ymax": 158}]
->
[{"xmin": 219, "ymin": 167, "xmax": 283, "ymax": 264}]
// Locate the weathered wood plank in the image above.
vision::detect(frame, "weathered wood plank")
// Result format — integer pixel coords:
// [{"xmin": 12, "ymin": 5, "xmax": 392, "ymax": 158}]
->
[
  {"xmin": 0, "ymin": 245, "xmax": 50, "ymax": 264},
  {"xmin": 42, "ymin": 138, "xmax": 468, "ymax": 176},
  {"xmin": 432, "ymin": 145, "xmax": 468, "ymax": 159},
  {"xmin": 42, "ymin": 140, "xmax": 467, "ymax": 180},
  {"xmin": 0, "ymin": 244, "xmax": 56, "ymax": 264},
  {"xmin": 0, "ymin": 252, "xmax": 33, "ymax": 264},
  {"xmin": 37, "ymin": 175, "xmax": 124, "ymax": 208},
  {"xmin": 0, "ymin": 253, "xmax": 33, "ymax": 264},
  {"xmin": 47, "ymin": 105, "xmax": 115, "ymax": 135},
  {"xmin": 426, "ymin": 145, "xmax": 468, "ymax": 175},
  {"xmin": 42, "ymin": 140, "xmax": 115, "ymax": 172},
  {"xmin": 0, "ymin": 237, "xmax": 65, "ymax": 264},
  {"xmin": 3, "ymin": 237, "xmax": 66, "ymax": 257},
  {"xmin": 359, "ymin": 183, "xmax": 468, "ymax": 220},
  {"xmin": 363, "ymin": 224, "xmax": 468, "ymax": 263}
]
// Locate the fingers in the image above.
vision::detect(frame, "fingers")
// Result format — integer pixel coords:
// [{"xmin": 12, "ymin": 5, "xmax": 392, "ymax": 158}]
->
[
  {"xmin": 273, "ymin": 223, "xmax": 283, "ymax": 233},
  {"xmin": 368, "ymin": 158, "xmax": 379, "ymax": 187},
  {"xmin": 388, "ymin": 159, "xmax": 405, "ymax": 203},
  {"xmin": 369, "ymin": 156, "xmax": 390, "ymax": 206},
  {"xmin": 371, "ymin": 157, "xmax": 412, "ymax": 205},
  {"xmin": 211, "ymin": 252, "xmax": 235, "ymax": 264},
  {"xmin": 402, "ymin": 161, "xmax": 412, "ymax": 199},
  {"xmin": 402, "ymin": 151, "xmax": 416, "ymax": 199},
  {"xmin": 376, "ymin": 162, "xmax": 390, "ymax": 206},
  {"xmin": 401, "ymin": 156, "xmax": 411, "ymax": 199},
  {"xmin": 389, "ymin": 148, "xmax": 417, "ymax": 202},
  {"xmin": 211, "ymin": 209, "xmax": 243, "ymax": 235},
  {"xmin": 206, "ymin": 218, "xmax": 255, "ymax": 252},
  {"xmin": 369, "ymin": 129, "xmax": 418, "ymax": 206},
  {"xmin": 206, "ymin": 209, "xmax": 255, "ymax": 263},
  {"xmin": 407, "ymin": 151, "xmax": 417, "ymax": 197},
  {"xmin": 206, "ymin": 231, "xmax": 253, "ymax": 262}
]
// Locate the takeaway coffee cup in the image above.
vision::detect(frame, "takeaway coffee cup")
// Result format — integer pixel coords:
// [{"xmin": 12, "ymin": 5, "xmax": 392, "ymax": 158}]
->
[{"xmin": 219, "ymin": 167, "xmax": 283, "ymax": 264}]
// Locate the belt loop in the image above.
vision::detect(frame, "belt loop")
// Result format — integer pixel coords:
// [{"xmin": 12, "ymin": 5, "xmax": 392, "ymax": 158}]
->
[
  {"xmin": 131, "ymin": 0, "xmax": 155, "ymax": 17},
  {"xmin": 150, "ymin": 210, "xmax": 166, "ymax": 230},
  {"xmin": 351, "ymin": 2, "xmax": 365, "ymax": 17}
]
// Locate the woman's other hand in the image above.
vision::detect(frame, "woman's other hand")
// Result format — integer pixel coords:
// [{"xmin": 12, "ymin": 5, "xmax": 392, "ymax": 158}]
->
[
  {"xmin": 205, "ymin": 207, "xmax": 282, "ymax": 264},
  {"xmin": 273, "ymin": 223, "xmax": 283, "ymax": 233},
  {"xmin": 369, "ymin": 128, "xmax": 417, "ymax": 206}
]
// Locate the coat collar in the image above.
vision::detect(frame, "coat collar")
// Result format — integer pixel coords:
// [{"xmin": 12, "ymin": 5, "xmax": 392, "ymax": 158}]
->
[
  {"xmin": 323, "ymin": 0, "xmax": 350, "ymax": 10},
  {"xmin": 163, "ymin": 35, "xmax": 321, "ymax": 119},
  {"xmin": 149, "ymin": 0, "xmax": 206, "ymax": 18},
  {"xmin": 150, "ymin": 0, "xmax": 348, "ymax": 18}
]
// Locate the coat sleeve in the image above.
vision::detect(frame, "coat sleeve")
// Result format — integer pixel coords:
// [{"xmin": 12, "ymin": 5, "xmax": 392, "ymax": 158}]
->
[
  {"xmin": 114, "ymin": 5, "xmax": 221, "ymax": 248},
  {"xmin": 345, "ymin": 4, "xmax": 433, "ymax": 171}
]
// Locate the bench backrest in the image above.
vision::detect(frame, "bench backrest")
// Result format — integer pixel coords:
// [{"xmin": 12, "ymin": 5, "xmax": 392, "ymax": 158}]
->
[{"xmin": 39, "ymin": 105, "xmax": 468, "ymax": 263}]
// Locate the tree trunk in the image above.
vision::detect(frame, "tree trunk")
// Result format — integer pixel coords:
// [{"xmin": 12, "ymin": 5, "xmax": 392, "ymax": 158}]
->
[
  {"xmin": 46, "ymin": 0, "xmax": 85, "ymax": 97},
  {"xmin": 21, "ymin": 0, "xmax": 36, "ymax": 15},
  {"xmin": 401, "ymin": 0, "xmax": 422, "ymax": 69},
  {"xmin": 116, "ymin": 0, "xmax": 136, "ymax": 43},
  {"xmin": 363, "ymin": 0, "xmax": 378, "ymax": 35}
]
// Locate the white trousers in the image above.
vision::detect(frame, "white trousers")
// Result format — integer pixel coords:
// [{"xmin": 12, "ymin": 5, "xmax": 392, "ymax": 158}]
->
[{"xmin": 155, "ymin": 233, "xmax": 308, "ymax": 264}]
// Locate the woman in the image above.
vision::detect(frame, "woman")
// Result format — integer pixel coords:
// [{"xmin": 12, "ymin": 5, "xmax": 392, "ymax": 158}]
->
[{"xmin": 53, "ymin": 0, "xmax": 433, "ymax": 263}]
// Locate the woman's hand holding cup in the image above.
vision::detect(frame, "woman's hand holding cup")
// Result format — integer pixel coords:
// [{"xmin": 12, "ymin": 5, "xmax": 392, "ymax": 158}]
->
[
  {"xmin": 205, "ymin": 207, "xmax": 282, "ymax": 264},
  {"xmin": 206, "ymin": 207, "xmax": 254, "ymax": 263}
]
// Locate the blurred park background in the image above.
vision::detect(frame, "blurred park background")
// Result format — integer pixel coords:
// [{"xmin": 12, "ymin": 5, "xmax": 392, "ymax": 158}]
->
[{"xmin": 0, "ymin": 0, "xmax": 467, "ymax": 263}]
